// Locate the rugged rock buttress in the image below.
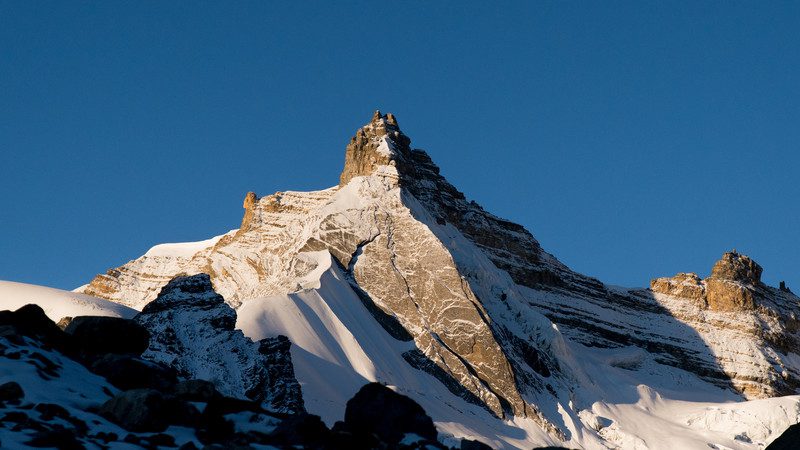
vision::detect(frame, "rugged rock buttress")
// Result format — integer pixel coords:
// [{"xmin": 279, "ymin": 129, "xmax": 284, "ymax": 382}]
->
[{"xmin": 133, "ymin": 274, "xmax": 304, "ymax": 414}]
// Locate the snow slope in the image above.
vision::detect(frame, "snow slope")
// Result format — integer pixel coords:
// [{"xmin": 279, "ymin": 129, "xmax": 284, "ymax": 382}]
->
[
  {"xmin": 0, "ymin": 280, "xmax": 136, "ymax": 321},
  {"xmin": 562, "ymin": 339, "xmax": 800, "ymax": 450},
  {"xmin": 143, "ymin": 231, "xmax": 235, "ymax": 258}
]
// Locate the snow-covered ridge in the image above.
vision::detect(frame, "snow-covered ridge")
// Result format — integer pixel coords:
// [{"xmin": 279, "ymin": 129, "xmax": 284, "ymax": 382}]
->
[
  {"xmin": 144, "ymin": 230, "xmax": 236, "ymax": 258},
  {"xmin": 0, "ymin": 280, "xmax": 136, "ymax": 322}
]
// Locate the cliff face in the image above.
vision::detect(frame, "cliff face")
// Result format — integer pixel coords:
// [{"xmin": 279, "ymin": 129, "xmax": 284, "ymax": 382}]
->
[
  {"xmin": 650, "ymin": 251, "xmax": 800, "ymax": 397},
  {"xmin": 133, "ymin": 274, "xmax": 304, "ymax": 414},
  {"xmin": 81, "ymin": 111, "xmax": 800, "ymax": 444}
]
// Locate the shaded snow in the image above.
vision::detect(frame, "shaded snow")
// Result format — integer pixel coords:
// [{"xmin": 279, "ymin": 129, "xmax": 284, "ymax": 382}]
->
[{"xmin": 0, "ymin": 336, "xmax": 203, "ymax": 449}]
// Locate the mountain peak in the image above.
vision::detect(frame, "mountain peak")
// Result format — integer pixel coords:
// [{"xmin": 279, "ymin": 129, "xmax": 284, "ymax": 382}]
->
[
  {"xmin": 339, "ymin": 111, "xmax": 410, "ymax": 186},
  {"xmin": 710, "ymin": 250, "xmax": 763, "ymax": 284}
]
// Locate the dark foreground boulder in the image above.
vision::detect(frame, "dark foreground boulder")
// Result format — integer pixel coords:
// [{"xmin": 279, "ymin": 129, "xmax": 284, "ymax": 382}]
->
[
  {"xmin": 0, "ymin": 381, "xmax": 24, "ymax": 403},
  {"xmin": 65, "ymin": 316, "xmax": 150, "ymax": 355},
  {"xmin": 25, "ymin": 428, "xmax": 84, "ymax": 450},
  {"xmin": 461, "ymin": 438, "xmax": 493, "ymax": 450},
  {"xmin": 90, "ymin": 353, "xmax": 177, "ymax": 391},
  {"xmin": 343, "ymin": 382, "xmax": 436, "ymax": 444},
  {"xmin": 0, "ymin": 305, "xmax": 71, "ymax": 352},
  {"xmin": 266, "ymin": 413, "xmax": 330, "ymax": 447},
  {"xmin": 174, "ymin": 379, "xmax": 219, "ymax": 402},
  {"xmin": 98, "ymin": 388, "xmax": 200, "ymax": 432},
  {"xmin": 767, "ymin": 423, "xmax": 800, "ymax": 450}
]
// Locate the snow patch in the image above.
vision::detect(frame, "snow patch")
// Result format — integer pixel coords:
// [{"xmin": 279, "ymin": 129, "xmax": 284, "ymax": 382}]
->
[{"xmin": 144, "ymin": 230, "xmax": 236, "ymax": 258}]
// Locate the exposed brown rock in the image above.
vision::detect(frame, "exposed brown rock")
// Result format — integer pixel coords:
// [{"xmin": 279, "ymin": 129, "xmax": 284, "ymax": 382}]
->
[
  {"xmin": 651, "ymin": 251, "xmax": 765, "ymax": 312},
  {"xmin": 706, "ymin": 279, "xmax": 757, "ymax": 312},
  {"xmin": 338, "ymin": 110, "xmax": 408, "ymax": 186},
  {"xmin": 705, "ymin": 251, "xmax": 762, "ymax": 312},
  {"xmin": 650, "ymin": 273, "xmax": 706, "ymax": 307},
  {"xmin": 240, "ymin": 191, "xmax": 259, "ymax": 232},
  {"xmin": 710, "ymin": 251, "xmax": 763, "ymax": 284},
  {"xmin": 56, "ymin": 316, "xmax": 73, "ymax": 331}
]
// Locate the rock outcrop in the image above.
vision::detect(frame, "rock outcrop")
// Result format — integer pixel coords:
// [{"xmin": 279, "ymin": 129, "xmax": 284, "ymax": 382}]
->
[
  {"xmin": 651, "ymin": 251, "xmax": 766, "ymax": 312},
  {"xmin": 240, "ymin": 191, "xmax": 259, "ymax": 232},
  {"xmin": 133, "ymin": 274, "xmax": 304, "ymax": 414},
  {"xmin": 650, "ymin": 272, "xmax": 706, "ymax": 305},
  {"xmin": 706, "ymin": 251, "xmax": 763, "ymax": 311},
  {"xmin": 649, "ymin": 251, "xmax": 800, "ymax": 396},
  {"xmin": 339, "ymin": 110, "xmax": 404, "ymax": 186}
]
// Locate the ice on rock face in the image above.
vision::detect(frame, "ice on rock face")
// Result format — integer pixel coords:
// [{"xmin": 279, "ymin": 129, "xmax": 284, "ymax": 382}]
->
[{"xmin": 78, "ymin": 112, "xmax": 800, "ymax": 449}]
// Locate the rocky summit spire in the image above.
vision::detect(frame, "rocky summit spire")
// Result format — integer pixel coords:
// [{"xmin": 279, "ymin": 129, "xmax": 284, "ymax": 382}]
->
[
  {"xmin": 651, "ymin": 250, "xmax": 767, "ymax": 312},
  {"xmin": 709, "ymin": 250, "xmax": 763, "ymax": 284},
  {"xmin": 339, "ymin": 110, "xmax": 411, "ymax": 186},
  {"xmin": 240, "ymin": 191, "xmax": 259, "ymax": 232}
]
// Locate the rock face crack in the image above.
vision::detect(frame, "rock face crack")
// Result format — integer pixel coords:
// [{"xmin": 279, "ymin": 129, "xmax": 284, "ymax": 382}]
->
[
  {"xmin": 342, "ymin": 237, "xmax": 413, "ymax": 343},
  {"xmin": 430, "ymin": 332, "xmax": 513, "ymax": 416}
]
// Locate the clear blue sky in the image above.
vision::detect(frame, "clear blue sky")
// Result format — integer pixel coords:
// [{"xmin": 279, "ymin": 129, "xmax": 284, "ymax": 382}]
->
[{"xmin": 1, "ymin": 2, "xmax": 798, "ymax": 292}]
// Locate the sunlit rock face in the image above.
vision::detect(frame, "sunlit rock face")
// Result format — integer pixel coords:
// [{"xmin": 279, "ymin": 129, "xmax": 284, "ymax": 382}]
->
[
  {"xmin": 706, "ymin": 251, "xmax": 763, "ymax": 312},
  {"xmin": 650, "ymin": 251, "xmax": 767, "ymax": 313},
  {"xmin": 650, "ymin": 251, "xmax": 766, "ymax": 312}
]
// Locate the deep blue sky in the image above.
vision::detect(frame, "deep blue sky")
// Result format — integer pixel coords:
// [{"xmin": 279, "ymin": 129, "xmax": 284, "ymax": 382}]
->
[{"xmin": 1, "ymin": 2, "xmax": 798, "ymax": 292}]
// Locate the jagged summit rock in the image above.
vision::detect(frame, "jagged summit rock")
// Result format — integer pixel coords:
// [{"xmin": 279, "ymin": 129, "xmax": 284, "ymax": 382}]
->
[
  {"xmin": 240, "ymin": 191, "xmax": 259, "ymax": 232},
  {"xmin": 339, "ymin": 110, "xmax": 409, "ymax": 186},
  {"xmin": 710, "ymin": 250, "xmax": 763, "ymax": 284},
  {"xmin": 651, "ymin": 250, "xmax": 767, "ymax": 312}
]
